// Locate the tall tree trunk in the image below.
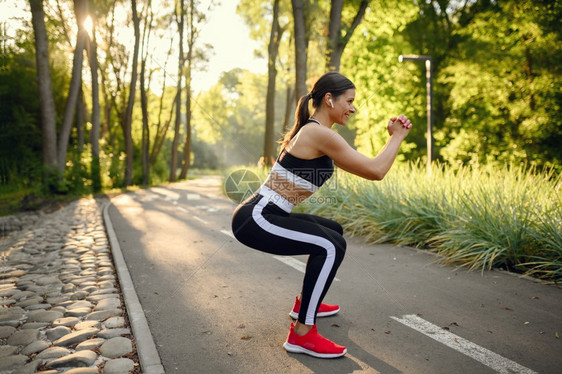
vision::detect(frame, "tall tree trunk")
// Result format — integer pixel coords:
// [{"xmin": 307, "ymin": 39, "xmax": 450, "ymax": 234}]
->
[
  {"xmin": 282, "ymin": 84, "xmax": 295, "ymax": 134},
  {"xmin": 179, "ymin": 0, "xmax": 194, "ymax": 179},
  {"xmin": 87, "ymin": 7, "xmax": 101, "ymax": 193},
  {"xmin": 99, "ymin": 68, "xmax": 110, "ymax": 140},
  {"xmin": 29, "ymin": 0, "xmax": 58, "ymax": 185},
  {"xmin": 326, "ymin": 0, "xmax": 370, "ymax": 71},
  {"xmin": 263, "ymin": 0, "xmax": 283, "ymax": 167},
  {"xmin": 123, "ymin": 0, "xmax": 141, "ymax": 186},
  {"xmin": 76, "ymin": 88, "xmax": 86, "ymax": 151},
  {"xmin": 179, "ymin": 85, "xmax": 191, "ymax": 179},
  {"xmin": 292, "ymin": 0, "xmax": 308, "ymax": 101},
  {"xmin": 57, "ymin": 0, "xmax": 88, "ymax": 174},
  {"xmin": 100, "ymin": 1, "xmax": 117, "ymax": 142},
  {"xmin": 140, "ymin": 59, "xmax": 150, "ymax": 185},
  {"xmin": 140, "ymin": 0, "xmax": 153, "ymax": 185},
  {"xmin": 326, "ymin": 0, "xmax": 343, "ymax": 71},
  {"xmin": 170, "ymin": 0, "xmax": 185, "ymax": 182}
]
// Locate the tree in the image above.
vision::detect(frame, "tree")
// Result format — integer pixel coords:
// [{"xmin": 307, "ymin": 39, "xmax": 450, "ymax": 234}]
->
[
  {"xmin": 57, "ymin": 0, "xmax": 88, "ymax": 175},
  {"xmin": 99, "ymin": 0, "xmax": 119, "ymax": 143},
  {"xmin": 149, "ymin": 44, "xmax": 177, "ymax": 167},
  {"xmin": 179, "ymin": 0, "xmax": 196, "ymax": 179},
  {"xmin": 0, "ymin": 24, "xmax": 44, "ymax": 188},
  {"xmin": 28, "ymin": 0, "xmax": 58, "ymax": 187},
  {"xmin": 140, "ymin": 0, "xmax": 154, "ymax": 185},
  {"xmin": 170, "ymin": 0, "xmax": 185, "ymax": 182},
  {"xmin": 291, "ymin": 0, "xmax": 308, "ymax": 100},
  {"xmin": 176, "ymin": 0, "xmax": 213, "ymax": 179},
  {"xmin": 439, "ymin": 0, "xmax": 562, "ymax": 168},
  {"xmin": 326, "ymin": 0, "xmax": 370, "ymax": 71},
  {"xmin": 98, "ymin": 0, "xmax": 130, "ymax": 189},
  {"xmin": 340, "ymin": 0, "xmax": 419, "ymax": 158},
  {"xmin": 237, "ymin": 0, "xmax": 292, "ymax": 164},
  {"xmin": 86, "ymin": 1, "xmax": 102, "ymax": 192},
  {"xmin": 123, "ymin": 0, "xmax": 141, "ymax": 186},
  {"xmin": 238, "ymin": 0, "xmax": 296, "ymax": 160},
  {"xmin": 262, "ymin": 0, "xmax": 285, "ymax": 167}
]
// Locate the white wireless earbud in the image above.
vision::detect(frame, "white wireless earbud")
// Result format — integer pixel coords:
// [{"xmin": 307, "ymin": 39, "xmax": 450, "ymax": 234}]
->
[{"xmin": 329, "ymin": 99, "xmax": 334, "ymax": 108}]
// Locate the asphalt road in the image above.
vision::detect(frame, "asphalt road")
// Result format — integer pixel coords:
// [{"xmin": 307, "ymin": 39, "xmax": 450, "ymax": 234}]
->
[{"xmin": 107, "ymin": 176, "xmax": 562, "ymax": 374}]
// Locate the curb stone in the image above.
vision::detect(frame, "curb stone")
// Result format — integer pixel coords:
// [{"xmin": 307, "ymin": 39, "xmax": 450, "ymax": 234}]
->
[{"xmin": 102, "ymin": 201, "xmax": 165, "ymax": 374}]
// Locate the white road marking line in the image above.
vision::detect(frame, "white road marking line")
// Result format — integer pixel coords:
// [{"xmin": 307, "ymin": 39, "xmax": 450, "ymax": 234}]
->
[
  {"xmin": 390, "ymin": 314, "xmax": 537, "ymax": 374},
  {"xmin": 136, "ymin": 191, "xmax": 158, "ymax": 202},
  {"xmin": 195, "ymin": 205, "xmax": 219, "ymax": 213},
  {"xmin": 178, "ymin": 206, "xmax": 207, "ymax": 224},
  {"xmin": 187, "ymin": 193, "xmax": 201, "ymax": 200},
  {"xmin": 150, "ymin": 187, "xmax": 180, "ymax": 201},
  {"xmin": 193, "ymin": 216, "xmax": 208, "ymax": 224},
  {"xmin": 273, "ymin": 255, "xmax": 340, "ymax": 281},
  {"xmin": 221, "ymin": 230, "xmax": 235, "ymax": 239}
]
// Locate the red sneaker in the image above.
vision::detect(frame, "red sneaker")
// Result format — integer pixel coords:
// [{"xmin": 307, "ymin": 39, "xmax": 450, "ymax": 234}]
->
[
  {"xmin": 283, "ymin": 323, "xmax": 347, "ymax": 358},
  {"xmin": 289, "ymin": 296, "xmax": 340, "ymax": 319}
]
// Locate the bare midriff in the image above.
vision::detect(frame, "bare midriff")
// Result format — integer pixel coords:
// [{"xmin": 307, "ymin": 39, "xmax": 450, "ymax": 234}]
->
[{"xmin": 263, "ymin": 171, "xmax": 314, "ymax": 206}]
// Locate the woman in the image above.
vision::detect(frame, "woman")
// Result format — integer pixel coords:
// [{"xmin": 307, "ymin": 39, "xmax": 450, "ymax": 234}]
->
[{"xmin": 231, "ymin": 71, "xmax": 412, "ymax": 358}]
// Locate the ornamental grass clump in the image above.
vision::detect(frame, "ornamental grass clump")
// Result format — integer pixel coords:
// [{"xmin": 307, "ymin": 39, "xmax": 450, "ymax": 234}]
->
[
  {"xmin": 432, "ymin": 173, "xmax": 534, "ymax": 270},
  {"xmin": 519, "ymin": 206, "xmax": 562, "ymax": 280}
]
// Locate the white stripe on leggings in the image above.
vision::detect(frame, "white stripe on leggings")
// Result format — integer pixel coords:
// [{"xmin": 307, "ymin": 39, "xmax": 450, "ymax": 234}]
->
[{"xmin": 252, "ymin": 196, "xmax": 335, "ymax": 325}]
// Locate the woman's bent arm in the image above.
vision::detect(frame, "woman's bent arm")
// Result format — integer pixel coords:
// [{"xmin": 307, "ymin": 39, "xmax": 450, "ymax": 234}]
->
[{"xmin": 310, "ymin": 122, "xmax": 410, "ymax": 181}]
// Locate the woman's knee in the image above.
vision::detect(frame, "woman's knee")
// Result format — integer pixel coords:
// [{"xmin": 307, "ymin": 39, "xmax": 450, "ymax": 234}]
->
[
  {"xmin": 326, "ymin": 219, "xmax": 344, "ymax": 235},
  {"xmin": 333, "ymin": 235, "xmax": 346, "ymax": 261},
  {"xmin": 332, "ymin": 221, "xmax": 344, "ymax": 236}
]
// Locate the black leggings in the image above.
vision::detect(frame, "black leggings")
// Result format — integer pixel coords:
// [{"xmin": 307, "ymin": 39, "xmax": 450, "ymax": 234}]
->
[{"xmin": 231, "ymin": 192, "xmax": 346, "ymax": 325}]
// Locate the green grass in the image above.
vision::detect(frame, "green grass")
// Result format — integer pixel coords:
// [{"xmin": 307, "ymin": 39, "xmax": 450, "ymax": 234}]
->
[
  {"xmin": 0, "ymin": 181, "xmax": 47, "ymax": 216},
  {"xmin": 291, "ymin": 162, "xmax": 561, "ymax": 283}
]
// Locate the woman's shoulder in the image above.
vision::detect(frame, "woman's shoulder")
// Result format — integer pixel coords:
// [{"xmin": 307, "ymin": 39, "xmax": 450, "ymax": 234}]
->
[
  {"xmin": 299, "ymin": 122, "xmax": 334, "ymax": 136},
  {"xmin": 286, "ymin": 124, "xmax": 330, "ymax": 158},
  {"xmin": 289, "ymin": 123, "xmax": 347, "ymax": 157},
  {"xmin": 300, "ymin": 123, "xmax": 346, "ymax": 145},
  {"xmin": 294, "ymin": 123, "xmax": 336, "ymax": 146}
]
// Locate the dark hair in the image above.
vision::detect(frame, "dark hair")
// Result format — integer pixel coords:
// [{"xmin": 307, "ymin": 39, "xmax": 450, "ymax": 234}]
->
[{"xmin": 280, "ymin": 71, "xmax": 355, "ymax": 148}]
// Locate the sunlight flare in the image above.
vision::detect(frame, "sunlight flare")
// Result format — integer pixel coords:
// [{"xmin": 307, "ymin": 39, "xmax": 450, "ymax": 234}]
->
[{"xmin": 83, "ymin": 15, "xmax": 93, "ymax": 38}]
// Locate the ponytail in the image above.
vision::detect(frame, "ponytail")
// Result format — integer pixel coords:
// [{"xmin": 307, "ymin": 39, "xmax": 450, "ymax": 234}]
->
[{"xmin": 279, "ymin": 93, "xmax": 312, "ymax": 149}]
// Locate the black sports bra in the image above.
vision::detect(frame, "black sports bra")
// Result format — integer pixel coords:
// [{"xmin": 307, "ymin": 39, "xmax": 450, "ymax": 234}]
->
[{"xmin": 274, "ymin": 120, "xmax": 334, "ymax": 189}]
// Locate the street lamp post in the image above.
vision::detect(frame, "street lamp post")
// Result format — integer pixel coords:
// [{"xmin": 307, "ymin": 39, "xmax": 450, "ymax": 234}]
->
[{"xmin": 399, "ymin": 54, "xmax": 433, "ymax": 173}]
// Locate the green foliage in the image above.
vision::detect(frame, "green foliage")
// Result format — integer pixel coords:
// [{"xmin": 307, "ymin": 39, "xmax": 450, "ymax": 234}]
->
[
  {"xmin": 148, "ymin": 155, "xmax": 171, "ymax": 186},
  {"xmin": 91, "ymin": 156, "xmax": 102, "ymax": 193},
  {"xmin": 342, "ymin": 0, "xmax": 561, "ymax": 171},
  {"xmin": 41, "ymin": 164, "xmax": 64, "ymax": 195},
  {"xmin": 0, "ymin": 17, "xmax": 79, "ymax": 198},
  {"xmin": 106, "ymin": 150, "xmax": 125, "ymax": 190},
  {"xmin": 0, "ymin": 50, "xmax": 43, "ymax": 187},
  {"xmin": 64, "ymin": 146, "xmax": 93, "ymax": 195},
  {"xmin": 342, "ymin": 1, "xmax": 424, "ymax": 159},
  {"xmin": 439, "ymin": 1, "xmax": 562, "ymax": 169}
]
